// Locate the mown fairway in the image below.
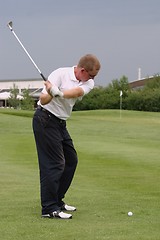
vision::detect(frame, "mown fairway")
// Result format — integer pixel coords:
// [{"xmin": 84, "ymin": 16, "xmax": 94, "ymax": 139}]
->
[{"xmin": 0, "ymin": 109, "xmax": 159, "ymax": 240}]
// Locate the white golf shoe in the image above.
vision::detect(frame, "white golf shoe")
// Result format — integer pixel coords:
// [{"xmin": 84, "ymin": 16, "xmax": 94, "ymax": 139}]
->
[
  {"xmin": 42, "ymin": 210, "xmax": 72, "ymax": 219},
  {"xmin": 61, "ymin": 204, "xmax": 76, "ymax": 211}
]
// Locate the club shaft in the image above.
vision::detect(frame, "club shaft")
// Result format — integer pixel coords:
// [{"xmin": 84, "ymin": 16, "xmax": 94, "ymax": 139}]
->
[{"xmin": 9, "ymin": 27, "xmax": 46, "ymax": 81}]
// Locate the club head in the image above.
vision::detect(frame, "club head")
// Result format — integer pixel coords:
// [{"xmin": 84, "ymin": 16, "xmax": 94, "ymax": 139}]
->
[{"xmin": 7, "ymin": 21, "xmax": 13, "ymax": 30}]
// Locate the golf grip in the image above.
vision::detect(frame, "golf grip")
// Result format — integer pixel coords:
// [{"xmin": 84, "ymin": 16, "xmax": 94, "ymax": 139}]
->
[{"xmin": 40, "ymin": 73, "xmax": 47, "ymax": 81}]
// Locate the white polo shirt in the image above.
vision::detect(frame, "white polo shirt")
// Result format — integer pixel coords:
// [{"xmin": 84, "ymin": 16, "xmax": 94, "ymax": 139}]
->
[{"xmin": 38, "ymin": 66, "xmax": 94, "ymax": 120}]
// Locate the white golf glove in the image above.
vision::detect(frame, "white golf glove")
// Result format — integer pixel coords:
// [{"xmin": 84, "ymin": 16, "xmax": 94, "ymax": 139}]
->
[{"xmin": 49, "ymin": 85, "xmax": 64, "ymax": 98}]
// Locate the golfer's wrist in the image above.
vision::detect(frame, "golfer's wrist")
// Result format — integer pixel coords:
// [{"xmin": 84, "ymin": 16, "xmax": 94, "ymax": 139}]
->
[{"xmin": 49, "ymin": 86, "xmax": 64, "ymax": 98}]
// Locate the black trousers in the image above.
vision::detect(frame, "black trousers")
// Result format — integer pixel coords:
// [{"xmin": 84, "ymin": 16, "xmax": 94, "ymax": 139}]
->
[{"xmin": 32, "ymin": 107, "xmax": 78, "ymax": 214}]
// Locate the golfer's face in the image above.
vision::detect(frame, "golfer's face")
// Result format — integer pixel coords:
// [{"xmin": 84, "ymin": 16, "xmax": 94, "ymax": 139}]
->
[{"xmin": 80, "ymin": 68, "xmax": 97, "ymax": 82}]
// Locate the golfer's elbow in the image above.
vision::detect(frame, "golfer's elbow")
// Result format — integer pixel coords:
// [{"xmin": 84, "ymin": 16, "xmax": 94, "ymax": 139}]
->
[{"xmin": 75, "ymin": 87, "xmax": 84, "ymax": 97}]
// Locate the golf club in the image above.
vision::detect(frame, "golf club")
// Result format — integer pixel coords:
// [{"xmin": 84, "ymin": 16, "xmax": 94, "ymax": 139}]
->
[{"xmin": 7, "ymin": 21, "xmax": 46, "ymax": 81}]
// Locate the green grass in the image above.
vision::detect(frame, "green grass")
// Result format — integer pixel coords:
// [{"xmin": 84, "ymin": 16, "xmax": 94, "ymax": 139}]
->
[{"xmin": 0, "ymin": 109, "xmax": 159, "ymax": 240}]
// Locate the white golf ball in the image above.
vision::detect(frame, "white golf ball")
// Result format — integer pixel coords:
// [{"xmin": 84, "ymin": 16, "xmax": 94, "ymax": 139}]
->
[{"xmin": 128, "ymin": 211, "xmax": 133, "ymax": 216}]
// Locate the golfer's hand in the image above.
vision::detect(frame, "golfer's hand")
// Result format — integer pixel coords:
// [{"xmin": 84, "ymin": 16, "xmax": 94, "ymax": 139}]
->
[
  {"xmin": 44, "ymin": 81, "xmax": 52, "ymax": 93},
  {"xmin": 44, "ymin": 81, "xmax": 64, "ymax": 98}
]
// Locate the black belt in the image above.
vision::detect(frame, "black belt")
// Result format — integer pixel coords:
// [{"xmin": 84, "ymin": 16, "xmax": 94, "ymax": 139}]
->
[{"xmin": 37, "ymin": 106, "xmax": 66, "ymax": 124}]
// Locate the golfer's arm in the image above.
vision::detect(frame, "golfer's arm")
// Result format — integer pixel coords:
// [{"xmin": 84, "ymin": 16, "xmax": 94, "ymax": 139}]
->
[
  {"xmin": 63, "ymin": 87, "xmax": 84, "ymax": 98},
  {"xmin": 40, "ymin": 93, "xmax": 53, "ymax": 105},
  {"xmin": 40, "ymin": 87, "xmax": 84, "ymax": 105}
]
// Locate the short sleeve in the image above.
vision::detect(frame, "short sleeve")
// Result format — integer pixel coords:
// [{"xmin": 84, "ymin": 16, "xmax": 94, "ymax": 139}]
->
[{"xmin": 79, "ymin": 79, "xmax": 94, "ymax": 95}]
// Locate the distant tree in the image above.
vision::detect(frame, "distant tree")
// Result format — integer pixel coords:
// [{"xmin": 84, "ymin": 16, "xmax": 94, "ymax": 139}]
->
[
  {"xmin": 104, "ymin": 76, "xmax": 130, "ymax": 109},
  {"xmin": 21, "ymin": 89, "xmax": 34, "ymax": 110},
  {"xmin": 73, "ymin": 87, "xmax": 104, "ymax": 110},
  {"xmin": 73, "ymin": 76, "xmax": 130, "ymax": 111},
  {"xmin": 8, "ymin": 84, "xmax": 20, "ymax": 109},
  {"xmin": 108, "ymin": 75, "xmax": 130, "ymax": 95},
  {"xmin": 125, "ymin": 90, "xmax": 144, "ymax": 111},
  {"xmin": 144, "ymin": 75, "xmax": 160, "ymax": 89}
]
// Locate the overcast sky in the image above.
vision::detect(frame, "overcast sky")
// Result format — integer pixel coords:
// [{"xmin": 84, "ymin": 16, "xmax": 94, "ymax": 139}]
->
[{"xmin": 0, "ymin": 0, "xmax": 160, "ymax": 86}]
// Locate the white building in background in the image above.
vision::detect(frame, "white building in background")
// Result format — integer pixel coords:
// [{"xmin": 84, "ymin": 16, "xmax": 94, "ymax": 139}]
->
[
  {"xmin": 0, "ymin": 78, "xmax": 43, "ymax": 107},
  {"xmin": 0, "ymin": 78, "xmax": 43, "ymax": 93}
]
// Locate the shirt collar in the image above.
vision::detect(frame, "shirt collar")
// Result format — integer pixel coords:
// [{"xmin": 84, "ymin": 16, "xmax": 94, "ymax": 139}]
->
[{"xmin": 70, "ymin": 66, "xmax": 79, "ymax": 82}]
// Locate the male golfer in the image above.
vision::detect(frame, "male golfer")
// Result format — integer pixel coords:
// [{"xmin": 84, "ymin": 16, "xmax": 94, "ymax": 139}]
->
[{"xmin": 32, "ymin": 54, "xmax": 101, "ymax": 219}]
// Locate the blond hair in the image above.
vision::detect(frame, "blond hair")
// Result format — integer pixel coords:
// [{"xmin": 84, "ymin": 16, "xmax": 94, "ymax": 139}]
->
[{"xmin": 77, "ymin": 54, "xmax": 101, "ymax": 72}]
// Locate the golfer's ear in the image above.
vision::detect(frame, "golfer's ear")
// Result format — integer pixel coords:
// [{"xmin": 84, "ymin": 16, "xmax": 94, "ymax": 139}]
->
[{"xmin": 80, "ymin": 68, "xmax": 85, "ymax": 73}]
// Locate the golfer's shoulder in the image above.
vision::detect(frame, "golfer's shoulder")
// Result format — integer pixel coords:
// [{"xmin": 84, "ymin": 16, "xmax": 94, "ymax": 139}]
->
[
  {"xmin": 49, "ymin": 67, "xmax": 71, "ymax": 80},
  {"xmin": 56, "ymin": 67, "xmax": 72, "ymax": 73},
  {"xmin": 81, "ymin": 79, "xmax": 94, "ymax": 87}
]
